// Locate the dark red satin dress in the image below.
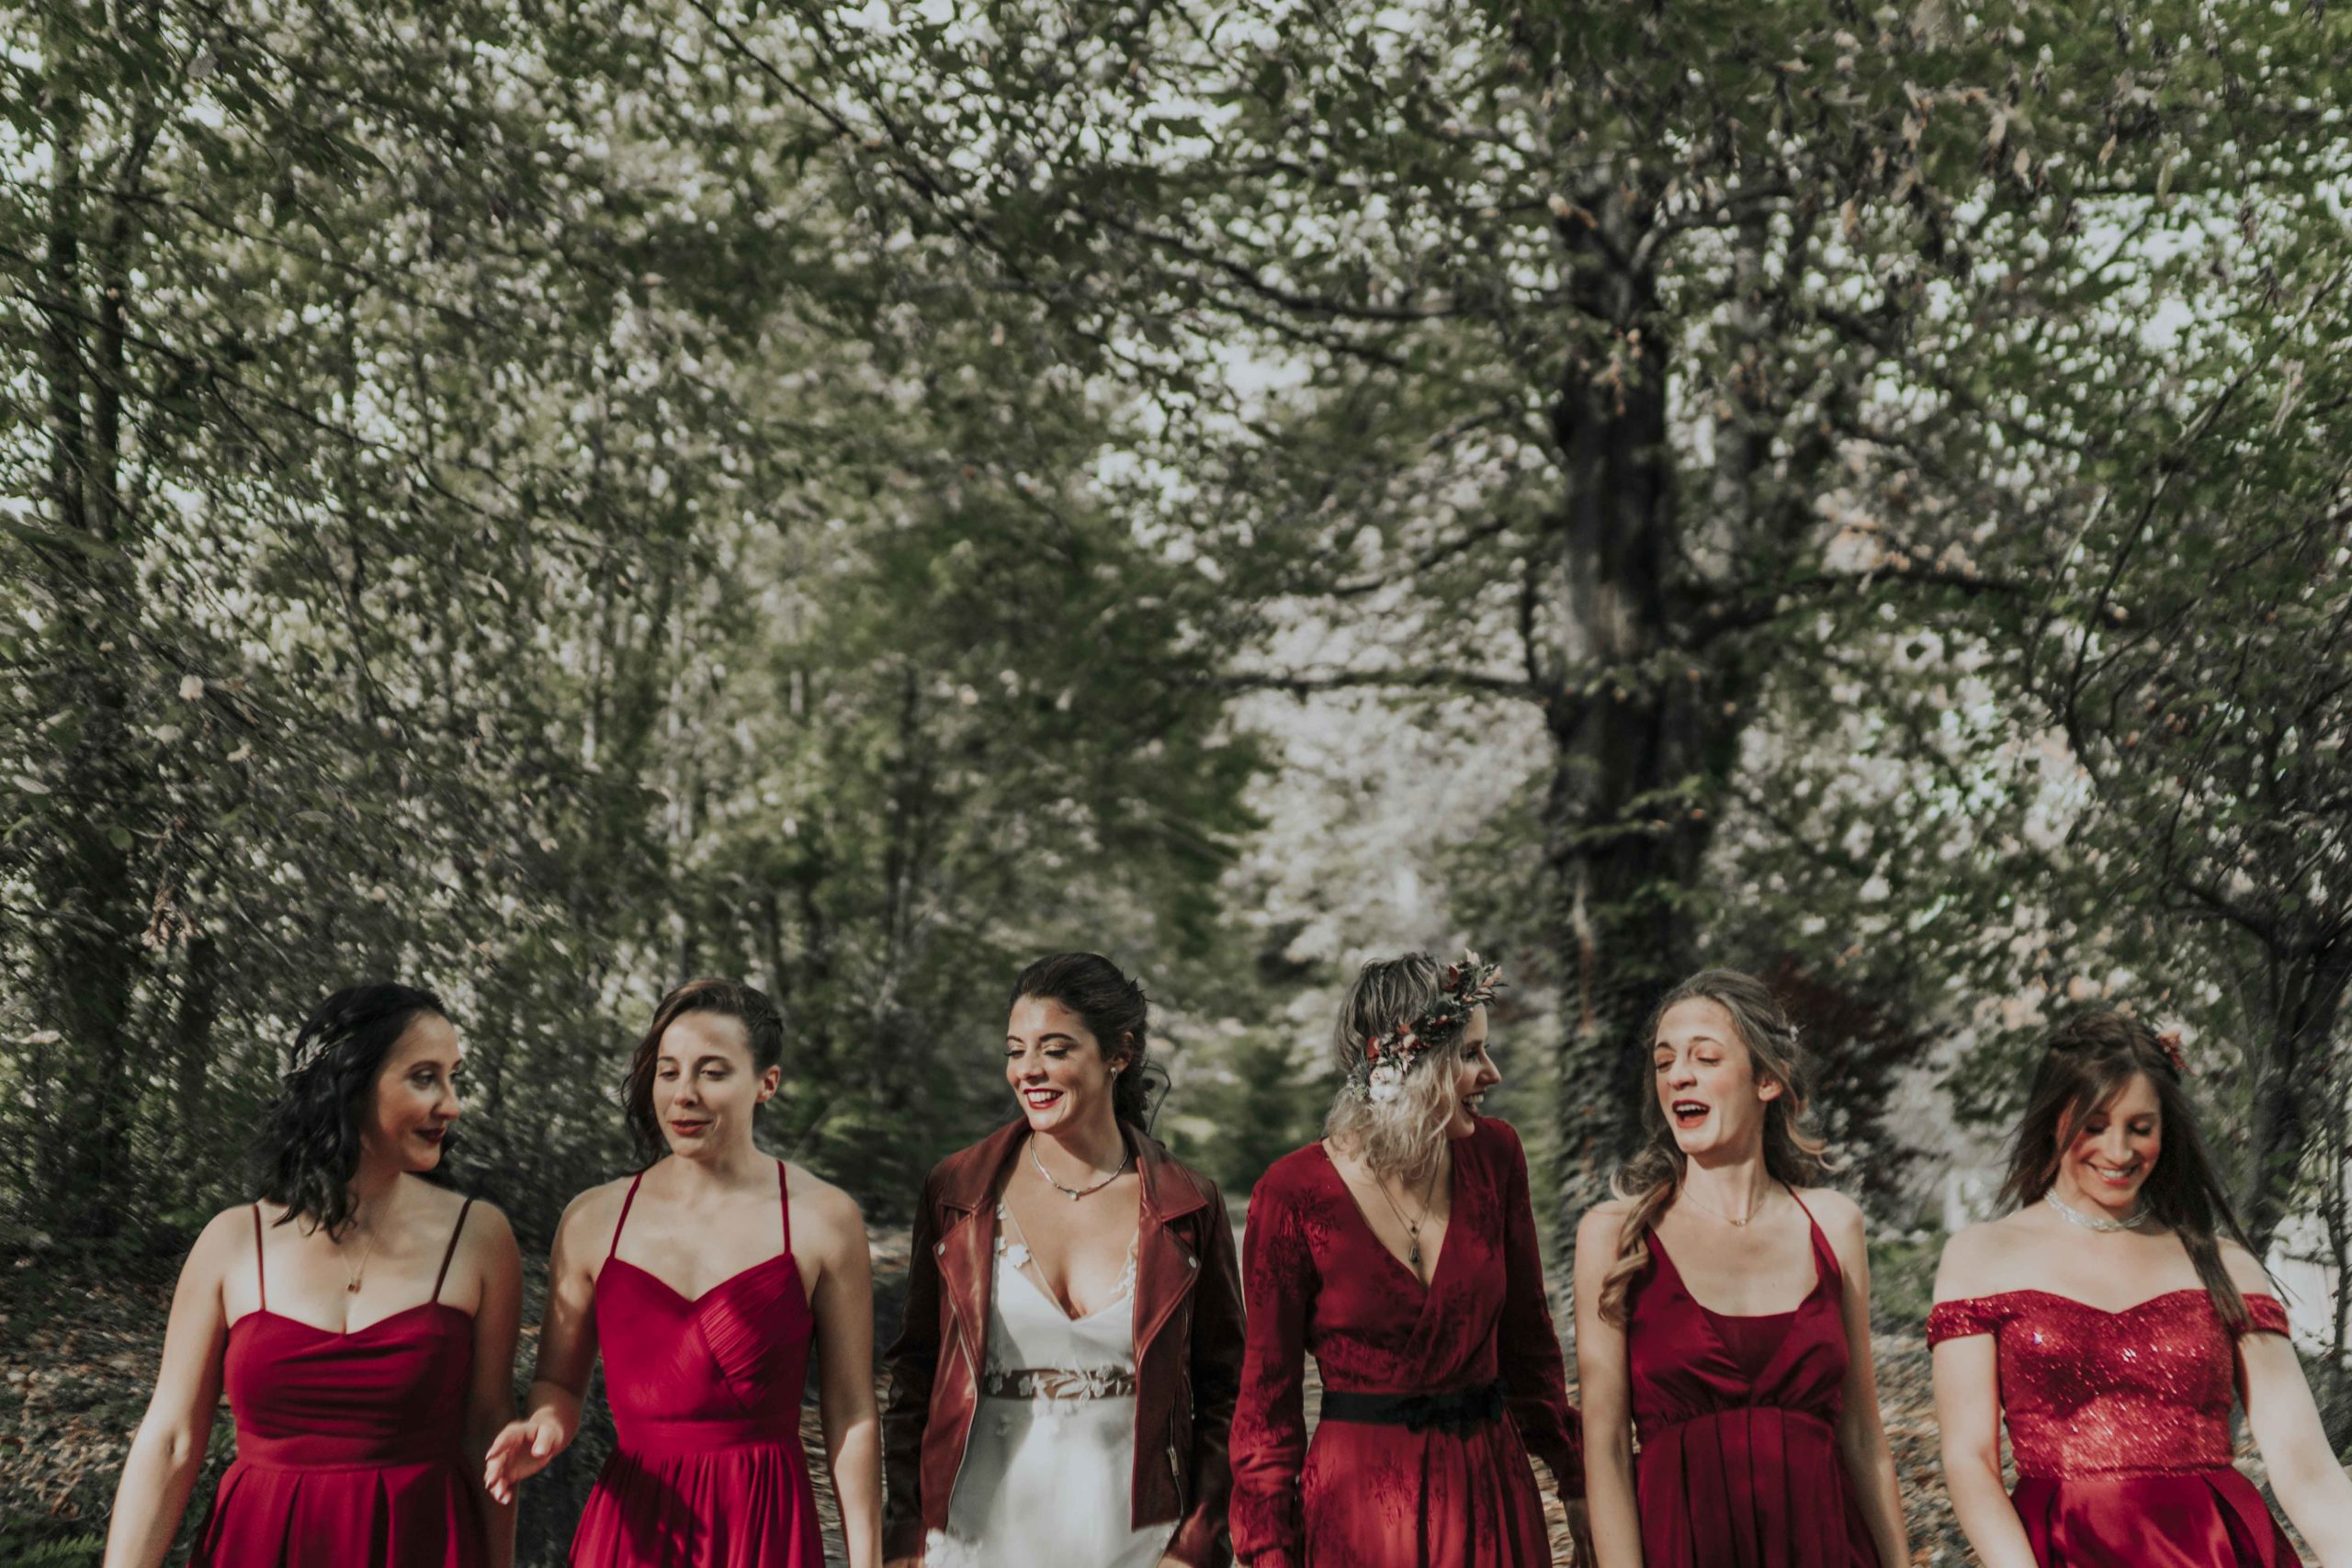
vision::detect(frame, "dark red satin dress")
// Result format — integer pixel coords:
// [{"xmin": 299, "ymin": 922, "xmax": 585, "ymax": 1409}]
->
[
  {"xmin": 1624, "ymin": 1195, "xmax": 1877, "ymax": 1566},
  {"xmin": 194, "ymin": 1201, "xmax": 485, "ymax": 1567},
  {"xmin": 569, "ymin": 1160, "xmax": 820, "ymax": 1568},
  {"xmin": 1229, "ymin": 1116, "xmax": 1581, "ymax": 1568},
  {"xmin": 1927, "ymin": 1287, "xmax": 2302, "ymax": 1566}
]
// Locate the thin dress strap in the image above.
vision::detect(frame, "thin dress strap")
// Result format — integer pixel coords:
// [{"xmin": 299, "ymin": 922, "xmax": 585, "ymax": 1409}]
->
[
  {"xmin": 776, "ymin": 1159, "xmax": 792, "ymax": 1255},
  {"xmin": 608, "ymin": 1169, "xmax": 648, "ymax": 1260},
  {"xmin": 251, "ymin": 1202, "xmax": 266, "ymax": 1311},
  {"xmin": 1784, "ymin": 1185, "xmax": 1839, "ymax": 1277},
  {"xmin": 431, "ymin": 1198, "xmax": 475, "ymax": 1304}
]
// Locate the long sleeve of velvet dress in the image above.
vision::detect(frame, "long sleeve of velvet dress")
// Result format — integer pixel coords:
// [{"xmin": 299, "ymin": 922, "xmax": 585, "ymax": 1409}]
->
[{"xmin": 1228, "ymin": 1116, "xmax": 1581, "ymax": 1568}]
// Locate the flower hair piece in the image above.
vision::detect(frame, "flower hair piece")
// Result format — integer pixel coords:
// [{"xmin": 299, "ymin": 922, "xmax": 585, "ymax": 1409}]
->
[
  {"xmin": 1357, "ymin": 951, "xmax": 1505, "ymax": 1104},
  {"xmin": 2154, "ymin": 1029, "xmax": 2189, "ymax": 1077}
]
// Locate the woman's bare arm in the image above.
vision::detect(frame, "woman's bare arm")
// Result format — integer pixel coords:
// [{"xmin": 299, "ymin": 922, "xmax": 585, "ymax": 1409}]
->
[{"xmin": 102, "ymin": 1211, "xmax": 238, "ymax": 1568}]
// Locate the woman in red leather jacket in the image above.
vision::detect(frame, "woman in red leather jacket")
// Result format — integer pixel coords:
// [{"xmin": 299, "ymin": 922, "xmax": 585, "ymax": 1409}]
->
[{"xmin": 882, "ymin": 953, "xmax": 1248, "ymax": 1568}]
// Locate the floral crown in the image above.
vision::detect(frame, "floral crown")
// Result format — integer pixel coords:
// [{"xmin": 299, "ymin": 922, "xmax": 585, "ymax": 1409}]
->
[{"xmin": 1354, "ymin": 952, "xmax": 1504, "ymax": 1105}]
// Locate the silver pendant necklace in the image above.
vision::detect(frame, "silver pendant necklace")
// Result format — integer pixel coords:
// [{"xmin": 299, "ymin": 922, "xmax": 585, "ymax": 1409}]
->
[
  {"xmin": 1028, "ymin": 1135, "xmax": 1131, "ymax": 1201},
  {"xmin": 2045, "ymin": 1190, "xmax": 2151, "ymax": 1233}
]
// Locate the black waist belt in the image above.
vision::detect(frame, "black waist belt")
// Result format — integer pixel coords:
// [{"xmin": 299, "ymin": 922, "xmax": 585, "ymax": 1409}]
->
[{"xmin": 1319, "ymin": 1380, "xmax": 1507, "ymax": 1437}]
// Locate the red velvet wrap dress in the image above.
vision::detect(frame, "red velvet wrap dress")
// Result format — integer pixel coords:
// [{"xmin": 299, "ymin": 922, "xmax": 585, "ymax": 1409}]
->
[
  {"xmin": 1228, "ymin": 1116, "xmax": 1581, "ymax": 1568},
  {"xmin": 1927, "ymin": 1287, "xmax": 2302, "ymax": 1567}
]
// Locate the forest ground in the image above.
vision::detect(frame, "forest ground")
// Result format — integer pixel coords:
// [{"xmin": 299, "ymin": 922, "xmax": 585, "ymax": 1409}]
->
[{"xmin": 3, "ymin": 1229, "xmax": 2294, "ymax": 1566}]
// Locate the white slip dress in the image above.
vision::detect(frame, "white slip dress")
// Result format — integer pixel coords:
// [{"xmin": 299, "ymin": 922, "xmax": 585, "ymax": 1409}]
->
[{"xmin": 930, "ymin": 1205, "xmax": 1173, "ymax": 1568}]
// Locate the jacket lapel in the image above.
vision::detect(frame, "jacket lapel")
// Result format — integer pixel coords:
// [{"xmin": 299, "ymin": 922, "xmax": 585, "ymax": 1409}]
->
[
  {"xmin": 937, "ymin": 1120, "xmax": 1025, "ymax": 1375},
  {"xmin": 1133, "ymin": 1127, "xmax": 1209, "ymax": 1359}
]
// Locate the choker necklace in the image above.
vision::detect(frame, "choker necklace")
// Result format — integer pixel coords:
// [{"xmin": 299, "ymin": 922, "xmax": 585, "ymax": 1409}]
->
[
  {"xmin": 2045, "ymin": 1190, "xmax": 2150, "ymax": 1233},
  {"xmin": 1029, "ymin": 1135, "xmax": 1131, "ymax": 1201}
]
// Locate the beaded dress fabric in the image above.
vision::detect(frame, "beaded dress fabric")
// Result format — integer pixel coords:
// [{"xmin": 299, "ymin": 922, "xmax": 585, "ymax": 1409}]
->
[
  {"xmin": 1623, "ymin": 1195, "xmax": 1878, "ymax": 1567},
  {"xmin": 931, "ymin": 1204, "xmax": 1170, "ymax": 1567},
  {"xmin": 1228, "ymin": 1116, "xmax": 1580, "ymax": 1568},
  {"xmin": 1927, "ymin": 1287, "xmax": 2302, "ymax": 1566}
]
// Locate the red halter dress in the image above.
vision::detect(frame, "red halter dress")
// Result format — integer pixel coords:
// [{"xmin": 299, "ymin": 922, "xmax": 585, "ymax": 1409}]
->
[
  {"xmin": 568, "ymin": 1160, "xmax": 822, "ymax": 1568},
  {"xmin": 1927, "ymin": 1286, "xmax": 2302, "ymax": 1566},
  {"xmin": 1622, "ymin": 1192, "xmax": 1879, "ymax": 1567},
  {"xmin": 193, "ymin": 1200, "xmax": 484, "ymax": 1567}
]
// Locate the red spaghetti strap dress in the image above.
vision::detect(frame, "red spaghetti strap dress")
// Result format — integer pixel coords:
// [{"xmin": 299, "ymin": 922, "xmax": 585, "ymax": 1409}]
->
[
  {"xmin": 1229, "ymin": 1116, "xmax": 1581, "ymax": 1568},
  {"xmin": 1927, "ymin": 1287, "xmax": 2303, "ymax": 1566},
  {"xmin": 569, "ymin": 1159, "xmax": 822, "ymax": 1568},
  {"xmin": 193, "ymin": 1199, "xmax": 485, "ymax": 1566},
  {"xmin": 1623, "ymin": 1192, "xmax": 1878, "ymax": 1566}
]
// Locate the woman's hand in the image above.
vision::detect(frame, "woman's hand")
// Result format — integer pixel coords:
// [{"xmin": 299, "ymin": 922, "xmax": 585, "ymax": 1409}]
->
[
  {"xmin": 481, "ymin": 1409, "xmax": 567, "ymax": 1503},
  {"xmin": 1565, "ymin": 1498, "xmax": 1595, "ymax": 1564}
]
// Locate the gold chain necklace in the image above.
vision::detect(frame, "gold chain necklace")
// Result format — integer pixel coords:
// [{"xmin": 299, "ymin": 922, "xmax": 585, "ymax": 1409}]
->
[
  {"xmin": 1679, "ymin": 1179, "xmax": 1772, "ymax": 1228},
  {"xmin": 1373, "ymin": 1168, "xmax": 1441, "ymax": 1270},
  {"xmin": 338, "ymin": 1208, "xmax": 379, "ymax": 1294}
]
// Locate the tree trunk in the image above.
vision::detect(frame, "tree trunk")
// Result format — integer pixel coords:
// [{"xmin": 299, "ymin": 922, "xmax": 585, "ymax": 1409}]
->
[
  {"xmin": 2241, "ymin": 932, "xmax": 2352, "ymax": 1251},
  {"xmin": 1541, "ymin": 183, "xmax": 1713, "ymax": 1267}
]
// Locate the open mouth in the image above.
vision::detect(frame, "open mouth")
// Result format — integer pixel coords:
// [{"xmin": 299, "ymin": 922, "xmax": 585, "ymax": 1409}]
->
[
  {"xmin": 1020, "ymin": 1089, "xmax": 1064, "ymax": 1111},
  {"xmin": 1461, "ymin": 1092, "xmax": 1487, "ymax": 1115},
  {"xmin": 1671, "ymin": 1100, "xmax": 1710, "ymax": 1131},
  {"xmin": 415, "ymin": 1126, "xmax": 448, "ymax": 1145},
  {"xmin": 2087, "ymin": 1161, "xmax": 2141, "ymax": 1187}
]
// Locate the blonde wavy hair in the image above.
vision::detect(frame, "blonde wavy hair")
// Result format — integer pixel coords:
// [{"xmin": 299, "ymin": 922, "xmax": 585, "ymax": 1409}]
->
[
  {"xmin": 1324, "ymin": 953, "xmax": 1473, "ymax": 1193},
  {"xmin": 1596, "ymin": 967, "xmax": 1835, "ymax": 1326}
]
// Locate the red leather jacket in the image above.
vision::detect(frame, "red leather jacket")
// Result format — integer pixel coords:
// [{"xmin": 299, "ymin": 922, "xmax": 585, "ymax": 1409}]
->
[{"xmin": 881, "ymin": 1120, "xmax": 1247, "ymax": 1565}]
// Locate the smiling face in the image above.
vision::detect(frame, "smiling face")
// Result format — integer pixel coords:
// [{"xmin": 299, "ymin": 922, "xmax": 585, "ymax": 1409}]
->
[
  {"xmin": 1654, "ymin": 997, "xmax": 1781, "ymax": 1159},
  {"xmin": 651, "ymin": 1010, "xmax": 778, "ymax": 1159},
  {"xmin": 1445, "ymin": 1006, "xmax": 1501, "ymax": 1138},
  {"xmin": 1005, "ymin": 995, "xmax": 1126, "ymax": 1137},
  {"xmin": 360, "ymin": 1013, "xmax": 463, "ymax": 1173},
  {"xmin": 2053, "ymin": 1070, "xmax": 2163, "ymax": 1214}
]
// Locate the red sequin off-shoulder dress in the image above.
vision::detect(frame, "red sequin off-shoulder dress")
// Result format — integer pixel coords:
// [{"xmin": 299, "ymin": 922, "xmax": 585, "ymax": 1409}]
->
[{"xmin": 1927, "ymin": 1287, "xmax": 2303, "ymax": 1567}]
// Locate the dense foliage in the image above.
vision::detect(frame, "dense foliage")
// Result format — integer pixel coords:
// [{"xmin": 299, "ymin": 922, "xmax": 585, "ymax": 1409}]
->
[{"xmin": 6, "ymin": 0, "xmax": 2351, "ymax": 1557}]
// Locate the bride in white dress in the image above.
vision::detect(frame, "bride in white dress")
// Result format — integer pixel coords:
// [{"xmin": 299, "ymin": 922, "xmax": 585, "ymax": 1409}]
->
[
  {"xmin": 931, "ymin": 1202, "xmax": 1171, "ymax": 1567},
  {"xmin": 881, "ymin": 954, "xmax": 1245, "ymax": 1568}
]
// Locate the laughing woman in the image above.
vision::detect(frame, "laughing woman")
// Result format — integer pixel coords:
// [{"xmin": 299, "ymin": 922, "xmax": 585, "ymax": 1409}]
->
[
  {"xmin": 882, "ymin": 953, "xmax": 1248, "ymax": 1568},
  {"xmin": 483, "ymin": 978, "xmax": 882, "ymax": 1568},
  {"xmin": 1932, "ymin": 1010, "xmax": 2352, "ymax": 1567},
  {"xmin": 1229, "ymin": 953, "xmax": 1585, "ymax": 1568},
  {"xmin": 104, "ymin": 984, "xmax": 523, "ymax": 1568},
  {"xmin": 1571, "ymin": 969, "xmax": 1905, "ymax": 1568}
]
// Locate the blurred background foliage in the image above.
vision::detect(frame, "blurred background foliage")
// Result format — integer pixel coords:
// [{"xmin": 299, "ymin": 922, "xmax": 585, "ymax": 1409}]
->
[{"xmin": 6, "ymin": 0, "xmax": 2351, "ymax": 1561}]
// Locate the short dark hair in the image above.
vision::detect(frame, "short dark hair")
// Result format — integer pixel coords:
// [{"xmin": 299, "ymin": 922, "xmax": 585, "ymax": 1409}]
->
[
  {"xmin": 623, "ymin": 978, "xmax": 786, "ymax": 1161},
  {"xmin": 1010, "ymin": 953, "xmax": 1152, "ymax": 1127},
  {"xmin": 257, "ymin": 983, "xmax": 449, "ymax": 1238}
]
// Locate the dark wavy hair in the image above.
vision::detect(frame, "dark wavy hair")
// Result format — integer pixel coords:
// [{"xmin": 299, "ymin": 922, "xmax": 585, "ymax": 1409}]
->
[
  {"xmin": 1999, "ymin": 1008, "xmax": 2263, "ymax": 1328},
  {"xmin": 623, "ymin": 978, "xmax": 786, "ymax": 1162},
  {"xmin": 1009, "ymin": 953, "xmax": 1159, "ymax": 1129},
  {"xmin": 257, "ymin": 983, "xmax": 450, "ymax": 1239}
]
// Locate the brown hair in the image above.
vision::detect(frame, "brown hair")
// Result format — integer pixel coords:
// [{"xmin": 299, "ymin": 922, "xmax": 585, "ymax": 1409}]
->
[
  {"xmin": 1998, "ymin": 1009, "xmax": 2261, "ymax": 1328},
  {"xmin": 1599, "ymin": 968, "xmax": 1834, "ymax": 1325},
  {"xmin": 1009, "ymin": 953, "xmax": 1154, "ymax": 1128},
  {"xmin": 623, "ymin": 978, "xmax": 786, "ymax": 1161}
]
